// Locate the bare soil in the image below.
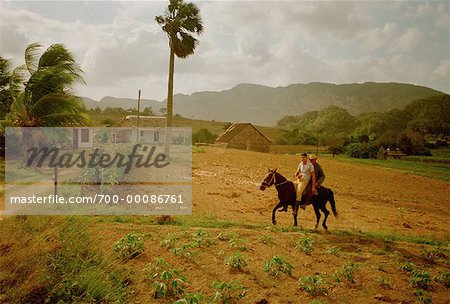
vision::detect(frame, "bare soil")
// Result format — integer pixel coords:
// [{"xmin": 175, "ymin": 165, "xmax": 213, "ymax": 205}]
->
[{"xmin": 1, "ymin": 147, "xmax": 450, "ymax": 303}]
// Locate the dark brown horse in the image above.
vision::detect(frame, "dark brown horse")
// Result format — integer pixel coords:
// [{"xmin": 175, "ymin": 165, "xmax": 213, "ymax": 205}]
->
[{"xmin": 259, "ymin": 168, "xmax": 339, "ymax": 229}]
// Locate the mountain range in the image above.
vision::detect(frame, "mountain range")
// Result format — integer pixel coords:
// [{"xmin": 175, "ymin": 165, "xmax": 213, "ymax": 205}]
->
[{"xmin": 82, "ymin": 82, "xmax": 445, "ymax": 126}]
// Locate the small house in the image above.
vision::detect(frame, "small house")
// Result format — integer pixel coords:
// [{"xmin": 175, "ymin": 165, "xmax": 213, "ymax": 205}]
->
[{"xmin": 215, "ymin": 123, "xmax": 271, "ymax": 152}]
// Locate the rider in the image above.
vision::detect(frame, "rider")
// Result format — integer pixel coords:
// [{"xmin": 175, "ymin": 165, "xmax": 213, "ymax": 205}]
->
[
  {"xmin": 279, "ymin": 152, "xmax": 316, "ymax": 212},
  {"xmin": 298, "ymin": 154, "xmax": 325, "ymax": 210},
  {"xmin": 309, "ymin": 154, "xmax": 325, "ymax": 189}
]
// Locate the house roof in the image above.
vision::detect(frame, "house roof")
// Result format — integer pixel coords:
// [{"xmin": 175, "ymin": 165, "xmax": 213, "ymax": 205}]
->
[{"xmin": 216, "ymin": 123, "xmax": 272, "ymax": 143}]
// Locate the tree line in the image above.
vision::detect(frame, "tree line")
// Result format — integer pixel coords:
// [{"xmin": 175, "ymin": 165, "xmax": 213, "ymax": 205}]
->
[{"xmin": 277, "ymin": 94, "xmax": 450, "ymax": 157}]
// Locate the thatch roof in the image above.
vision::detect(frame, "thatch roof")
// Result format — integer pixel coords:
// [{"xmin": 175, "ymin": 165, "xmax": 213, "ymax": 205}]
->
[{"xmin": 216, "ymin": 123, "xmax": 271, "ymax": 143}]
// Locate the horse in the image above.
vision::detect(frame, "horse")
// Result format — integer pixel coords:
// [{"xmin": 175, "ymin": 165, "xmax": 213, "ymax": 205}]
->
[{"xmin": 259, "ymin": 168, "xmax": 339, "ymax": 229}]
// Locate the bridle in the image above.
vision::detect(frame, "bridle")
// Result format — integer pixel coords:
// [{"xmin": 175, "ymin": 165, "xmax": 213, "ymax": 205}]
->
[{"xmin": 261, "ymin": 171, "xmax": 288, "ymax": 188}]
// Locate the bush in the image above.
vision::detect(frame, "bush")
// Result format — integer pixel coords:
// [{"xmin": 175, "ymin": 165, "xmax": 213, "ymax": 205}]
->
[
  {"xmin": 264, "ymin": 256, "xmax": 294, "ymax": 277},
  {"xmin": 410, "ymin": 270, "xmax": 431, "ymax": 290},
  {"xmin": 192, "ymin": 128, "xmax": 216, "ymax": 144},
  {"xmin": 295, "ymin": 237, "xmax": 315, "ymax": 255},
  {"xmin": 114, "ymin": 233, "xmax": 145, "ymax": 260},
  {"xmin": 147, "ymin": 258, "xmax": 187, "ymax": 299},
  {"xmin": 210, "ymin": 281, "xmax": 247, "ymax": 303},
  {"xmin": 225, "ymin": 253, "xmax": 248, "ymax": 271},
  {"xmin": 299, "ymin": 274, "xmax": 330, "ymax": 296},
  {"xmin": 333, "ymin": 262, "xmax": 359, "ymax": 283},
  {"xmin": 346, "ymin": 143, "xmax": 378, "ymax": 159}
]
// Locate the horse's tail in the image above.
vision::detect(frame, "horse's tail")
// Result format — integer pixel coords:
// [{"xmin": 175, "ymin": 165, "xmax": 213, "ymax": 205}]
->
[{"xmin": 328, "ymin": 189, "xmax": 339, "ymax": 218}]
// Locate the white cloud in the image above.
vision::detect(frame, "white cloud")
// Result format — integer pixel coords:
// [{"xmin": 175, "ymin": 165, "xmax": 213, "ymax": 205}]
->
[
  {"xmin": 0, "ymin": 1, "xmax": 448, "ymax": 101},
  {"xmin": 389, "ymin": 28, "xmax": 423, "ymax": 54},
  {"xmin": 361, "ymin": 22, "xmax": 397, "ymax": 52}
]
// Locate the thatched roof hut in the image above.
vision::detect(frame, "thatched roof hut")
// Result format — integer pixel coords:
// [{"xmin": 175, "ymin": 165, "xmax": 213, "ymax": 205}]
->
[{"xmin": 215, "ymin": 123, "xmax": 271, "ymax": 152}]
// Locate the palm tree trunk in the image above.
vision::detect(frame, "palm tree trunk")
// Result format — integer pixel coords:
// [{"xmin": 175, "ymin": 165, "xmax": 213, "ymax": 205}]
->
[{"xmin": 164, "ymin": 46, "xmax": 175, "ymax": 155}]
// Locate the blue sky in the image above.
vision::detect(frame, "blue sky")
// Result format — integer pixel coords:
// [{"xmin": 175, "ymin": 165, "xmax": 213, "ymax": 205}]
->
[{"xmin": 0, "ymin": 1, "xmax": 449, "ymax": 101}]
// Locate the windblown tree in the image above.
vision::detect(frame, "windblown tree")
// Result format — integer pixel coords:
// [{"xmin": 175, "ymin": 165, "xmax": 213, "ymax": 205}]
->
[
  {"xmin": 156, "ymin": 0, "xmax": 203, "ymax": 150},
  {"xmin": 7, "ymin": 42, "xmax": 89, "ymax": 127},
  {"xmin": 0, "ymin": 57, "xmax": 15, "ymax": 121}
]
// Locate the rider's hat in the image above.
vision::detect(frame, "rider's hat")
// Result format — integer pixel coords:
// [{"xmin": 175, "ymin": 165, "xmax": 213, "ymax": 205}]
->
[{"xmin": 309, "ymin": 154, "xmax": 318, "ymax": 160}]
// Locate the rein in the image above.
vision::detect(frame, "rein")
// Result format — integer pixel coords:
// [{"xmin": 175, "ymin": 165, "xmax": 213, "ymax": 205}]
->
[{"xmin": 263, "ymin": 172, "xmax": 289, "ymax": 188}]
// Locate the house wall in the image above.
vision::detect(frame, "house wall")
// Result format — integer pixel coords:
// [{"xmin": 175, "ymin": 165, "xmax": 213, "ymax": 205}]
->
[{"xmin": 227, "ymin": 125, "xmax": 270, "ymax": 152}]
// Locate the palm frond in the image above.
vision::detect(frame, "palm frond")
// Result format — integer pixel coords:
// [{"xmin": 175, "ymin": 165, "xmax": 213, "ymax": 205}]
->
[
  {"xmin": 9, "ymin": 65, "xmax": 26, "ymax": 100},
  {"xmin": 31, "ymin": 94, "xmax": 89, "ymax": 127},
  {"xmin": 24, "ymin": 42, "xmax": 42, "ymax": 75}
]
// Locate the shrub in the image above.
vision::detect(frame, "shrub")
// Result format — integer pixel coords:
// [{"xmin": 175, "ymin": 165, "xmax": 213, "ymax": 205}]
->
[
  {"xmin": 173, "ymin": 292, "xmax": 206, "ymax": 304},
  {"xmin": 155, "ymin": 215, "xmax": 177, "ymax": 225},
  {"xmin": 400, "ymin": 262, "xmax": 415, "ymax": 272},
  {"xmin": 148, "ymin": 258, "xmax": 187, "ymax": 299},
  {"xmin": 333, "ymin": 262, "xmax": 359, "ymax": 283},
  {"xmin": 410, "ymin": 270, "xmax": 431, "ymax": 290},
  {"xmin": 225, "ymin": 253, "xmax": 247, "ymax": 271},
  {"xmin": 210, "ymin": 281, "xmax": 247, "ymax": 303},
  {"xmin": 346, "ymin": 142, "xmax": 378, "ymax": 159},
  {"xmin": 414, "ymin": 289, "xmax": 432, "ymax": 304},
  {"xmin": 379, "ymin": 275, "xmax": 391, "ymax": 288},
  {"xmin": 296, "ymin": 237, "xmax": 315, "ymax": 254},
  {"xmin": 435, "ymin": 271, "xmax": 450, "ymax": 288},
  {"xmin": 298, "ymin": 274, "xmax": 330, "ymax": 296},
  {"xmin": 217, "ymin": 232, "xmax": 236, "ymax": 241},
  {"xmin": 264, "ymin": 256, "xmax": 294, "ymax": 277},
  {"xmin": 114, "ymin": 233, "xmax": 145, "ymax": 260},
  {"xmin": 258, "ymin": 235, "xmax": 272, "ymax": 244},
  {"xmin": 326, "ymin": 246, "xmax": 340, "ymax": 256},
  {"xmin": 228, "ymin": 237, "xmax": 247, "ymax": 251},
  {"xmin": 160, "ymin": 234, "xmax": 179, "ymax": 249}
]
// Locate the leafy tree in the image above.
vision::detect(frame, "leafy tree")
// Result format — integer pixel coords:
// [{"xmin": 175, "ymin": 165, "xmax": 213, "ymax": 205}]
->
[
  {"xmin": 142, "ymin": 107, "xmax": 155, "ymax": 116},
  {"xmin": 0, "ymin": 57, "xmax": 15, "ymax": 121},
  {"xmin": 404, "ymin": 94, "xmax": 450, "ymax": 135},
  {"xmin": 397, "ymin": 131, "xmax": 430, "ymax": 156},
  {"xmin": 156, "ymin": 0, "xmax": 203, "ymax": 152},
  {"xmin": 7, "ymin": 43, "xmax": 89, "ymax": 127},
  {"xmin": 192, "ymin": 128, "xmax": 215, "ymax": 144}
]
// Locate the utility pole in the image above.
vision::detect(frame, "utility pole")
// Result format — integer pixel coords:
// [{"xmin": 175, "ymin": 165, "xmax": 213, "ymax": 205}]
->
[{"xmin": 136, "ymin": 89, "xmax": 141, "ymax": 143}]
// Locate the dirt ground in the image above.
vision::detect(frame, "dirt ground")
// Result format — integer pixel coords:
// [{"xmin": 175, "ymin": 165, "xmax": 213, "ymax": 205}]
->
[
  {"xmin": 192, "ymin": 147, "xmax": 450, "ymax": 238},
  {"xmin": 1, "ymin": 147, "xmax": 450, "ymax": 303}
]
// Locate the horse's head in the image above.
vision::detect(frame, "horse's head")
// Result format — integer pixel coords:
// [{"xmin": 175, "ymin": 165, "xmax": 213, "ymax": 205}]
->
[{"xmin": 260, "ymin": 168, "xmax": 277, "ymax": 190}]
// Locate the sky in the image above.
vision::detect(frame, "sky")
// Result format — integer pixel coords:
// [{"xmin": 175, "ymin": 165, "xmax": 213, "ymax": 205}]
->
[{"xmin": 0, "ymin": 1, "xmax": 449, "ymax": 101}]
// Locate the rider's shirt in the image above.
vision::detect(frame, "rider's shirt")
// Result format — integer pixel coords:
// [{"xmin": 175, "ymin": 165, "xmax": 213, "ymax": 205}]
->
[{"xmin": 297, "ymin": 161, "xmax": 315, "ymax": 182}]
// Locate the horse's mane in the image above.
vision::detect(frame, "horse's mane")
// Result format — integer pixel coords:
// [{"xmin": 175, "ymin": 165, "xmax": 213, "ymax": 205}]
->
[{"xmin": 275, "ymin": 172, "xmax": 288, "ymax": 183}]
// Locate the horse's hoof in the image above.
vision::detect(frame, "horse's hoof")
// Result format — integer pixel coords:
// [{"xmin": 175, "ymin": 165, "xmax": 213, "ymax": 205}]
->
[
  {"xmin": 272, "ymin": 221, "xmax": 277, "ymax": 225},
  {"xmin": 322, "ymin": 225, "xmax": 328, "ymax": 230}
]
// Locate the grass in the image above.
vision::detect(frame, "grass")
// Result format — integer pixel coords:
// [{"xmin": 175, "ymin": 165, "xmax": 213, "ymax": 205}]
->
[
  {"xmin": 331, "ymin": 155, "xmax": 450, "ymax": 181},
  {"xmin": 333, "ymin": 229, "xmax": 450, "ymax": 247}
]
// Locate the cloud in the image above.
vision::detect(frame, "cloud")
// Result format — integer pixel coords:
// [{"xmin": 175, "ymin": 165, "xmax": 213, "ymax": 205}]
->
[
  {"xmin": 0, "ymin": 1, "xmax": 448, "ymax": 101},
  {"xmin": 361, "ymin": 22, "xmax": 397, "ymax": 52},
  {"xmin": 390, "ymin": 28, "xmax": 423, "ymax": 54}
]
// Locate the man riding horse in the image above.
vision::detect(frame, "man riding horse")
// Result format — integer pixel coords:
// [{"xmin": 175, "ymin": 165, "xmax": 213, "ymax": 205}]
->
[{"xmin": 279, "ymin": 152, "xmax": 318, "ymax": 212}]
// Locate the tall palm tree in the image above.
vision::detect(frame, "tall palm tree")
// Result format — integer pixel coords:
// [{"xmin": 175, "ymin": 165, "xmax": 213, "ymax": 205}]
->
[
  {"xmin": 156, "ymin": 0, "xmax": 203, "ymax": 150},
  {"xmin": 8, "ymin": 42, "xmax": 89, "ymax": 127}
]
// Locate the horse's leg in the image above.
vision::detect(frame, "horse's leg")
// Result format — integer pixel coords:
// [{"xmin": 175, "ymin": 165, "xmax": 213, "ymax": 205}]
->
[
  {"xmin": 292, "ymin": 203, "xmax": 299, "ymax": 227},
  {"xmin": 320, "ymin": 204, "xmax": 330, "ymax": 230},
  {"xmin": 272, "ymin": 202, "xmax": 283, "ymax": 225},
  {"xmin": 313, "ymin": 204, "xmax": 321, "ymax": 229}
]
